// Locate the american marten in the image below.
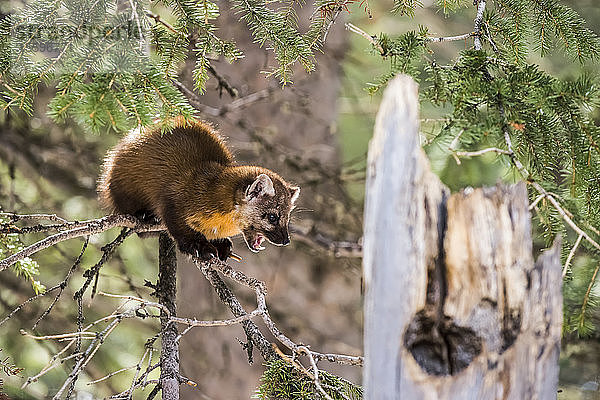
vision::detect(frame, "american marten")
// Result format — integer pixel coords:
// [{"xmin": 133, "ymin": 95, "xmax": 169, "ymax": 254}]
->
[{"xmin": 97, "ymin": 118, "xmax": 300, "ymax": 261}]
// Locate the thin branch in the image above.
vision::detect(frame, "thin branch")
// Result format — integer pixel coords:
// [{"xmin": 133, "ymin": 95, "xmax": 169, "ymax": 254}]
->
[
  {"xmin": 292, "ymin": 225, "xmax": 362, "ymax": 258},
  {"xmin": 483, "ymin": 21, "xmax": 499, "ymax": 53},
  {"xmin": 223, "ymin": 87, "xmax": 275, "ymax": 113},
  {"xmin": 322, "ymin": 9, "xmax": 342, "ymax": 43},
  {"xmin": 52, "ymin": 317, "xmax": 122, "ymax": 400},
  {"xmin": 20, "ymin": 330, "xmax": 96, "ymax": 341},
  {"xmin": 455, "ymin": 147, "xmax": 512, "ymax": 158},
  {"xmin": 198, "ymin": 257, "xmax": 364, "ymax": 366},
  {"xmin": 344, "ymin": 23, "xmax": 384, "ymax": 55},
  {"xmin": 539, "ymin": 189, "xmax": 600, "ymax": 251},
  {"xmin": 0, "ymin": 214, "xmax": 162, "ymax": 271},
  {"xmin": 22, "ymin": 345, "xmax": 80, "ymax": 388},
  {"xmin": 173, "ymin": 79, "xmax": 275, "ymax": 117},
  {"xmin": 87, "ymin": 364, "xmax": 139, "ymax": 385},
  {"xmin": 123, "ymin": 347, "xmax": 152, "ymax": 398},
  {"xmin": 171, "ymin": 80, "xmax": 221, "ymax": 116},
  {"xmin": 298, "ymin": 346, "xmax": 334, "ymax": 400},
  {"xmin": 0, "ymin": 212, "xmax": 68, "ymax": 223},
  {"xmin": 428, "ymin": 32, "xmax": 475, "ymax": 43},
  {"xmin": 32, "ymin": 237, "xmax": 89, "ymax": 330},
  {"xmin": 206, "ymin": 64, "xmax": 238, "ymax": 98},
  {"xmin": 98, "ymin": 292, "xmax": 170, "ymax": 316},
  {"xmin": 99, "ymin": 291, "xmax": 263, "ymax": 330},
  {"xmin": 563, "ymin": 233, "xmax": 583, "ymax": 278},
  {"xmin": 529, "ymin": 193, "xmax": 545, "ymax": 211},
  {"xmin": 0, "ymin": 285, "xmax": 61, "ymax": 328},
  {"xmin": 146, "ymin": 12, "xmax": 180, "ymax": 35},
  {"xmin": 473, "ymin": 0, "xmax": 487, "ymax": 50}
]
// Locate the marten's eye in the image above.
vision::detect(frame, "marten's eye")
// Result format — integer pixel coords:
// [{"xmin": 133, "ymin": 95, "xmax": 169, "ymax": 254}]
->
[{"xmin": 265, "ymin": 213, "xmax": 279, "ymax": 224}]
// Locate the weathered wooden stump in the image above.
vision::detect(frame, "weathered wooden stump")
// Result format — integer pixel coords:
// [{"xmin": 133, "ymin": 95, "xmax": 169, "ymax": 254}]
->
[{"xmin": 363, "ymin": 75, "xmax": 562, "ymax": 400}]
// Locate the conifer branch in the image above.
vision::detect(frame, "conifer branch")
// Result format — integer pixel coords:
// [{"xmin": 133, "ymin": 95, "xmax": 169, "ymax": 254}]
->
[{"xmin": 501, "ymin": 115, "xmax": 600, "ymax": 254}]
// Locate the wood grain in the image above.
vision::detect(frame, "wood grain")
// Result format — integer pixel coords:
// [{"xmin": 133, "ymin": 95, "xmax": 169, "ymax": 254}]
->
[{"xmin": 363, "ymin": 75, "xmax": 562, "ymax": 400}]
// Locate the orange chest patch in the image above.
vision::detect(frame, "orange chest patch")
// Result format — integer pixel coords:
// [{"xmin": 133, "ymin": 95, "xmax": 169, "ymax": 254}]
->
[{"xmin": 186, "ymin": 212, "xmax": 242, "ymax": 240}]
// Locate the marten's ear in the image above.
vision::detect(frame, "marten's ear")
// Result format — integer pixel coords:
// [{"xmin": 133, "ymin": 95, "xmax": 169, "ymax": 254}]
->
[
  {"xmin": 246, "ymin": 174, "xmax": 275, "ymax": 201},
  {"xmin": 289, "ymin": 186, "xmax": 300, "ymax": 204}
]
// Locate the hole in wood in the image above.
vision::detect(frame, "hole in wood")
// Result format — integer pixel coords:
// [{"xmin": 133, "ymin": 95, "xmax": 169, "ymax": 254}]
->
[{"xmin": 404, "ymin": 310, "xmax": 482, "ymax": 376}]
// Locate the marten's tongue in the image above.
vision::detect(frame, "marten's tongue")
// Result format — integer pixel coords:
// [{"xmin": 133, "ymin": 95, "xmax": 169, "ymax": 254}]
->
[{"xmin": 251, "ymin": 234, "xmax": 265, "ymax": 251}]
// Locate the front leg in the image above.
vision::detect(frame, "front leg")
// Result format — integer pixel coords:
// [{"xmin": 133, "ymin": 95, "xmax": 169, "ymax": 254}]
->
[
  {"xmin": 161, "ymin": 202, "xmax": 217, "ymax": 260},
  {"xmin": 210, "ymin": 238, "xmax": 233, "ymax": 261}
]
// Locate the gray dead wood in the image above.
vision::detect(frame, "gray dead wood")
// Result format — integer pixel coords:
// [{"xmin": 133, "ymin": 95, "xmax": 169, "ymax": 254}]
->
[
  {"xmin": 363, "ymin": 75, "xmax": 562, "ymax": 400},
  {"xmin": 158, "ymin": 233, "xmax": 180, "ymax": 399}
]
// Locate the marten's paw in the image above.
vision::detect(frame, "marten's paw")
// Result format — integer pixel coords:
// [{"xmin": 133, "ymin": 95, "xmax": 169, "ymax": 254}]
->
[
  {"xmin": 210, "ymin": 238, "xmax": 233, "ymax": 261},
  {"xmin": 178, "ymin": 237, "xmax": 218, "ymax": 261}
]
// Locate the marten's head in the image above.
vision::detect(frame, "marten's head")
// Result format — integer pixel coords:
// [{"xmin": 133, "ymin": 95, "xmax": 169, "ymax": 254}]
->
[{"xmin": 238, "ymin": 173, "xmax": 300, "ymax": 252}]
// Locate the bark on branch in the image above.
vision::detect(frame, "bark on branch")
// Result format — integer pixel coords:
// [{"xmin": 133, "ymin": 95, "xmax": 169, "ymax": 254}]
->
[{"xmin": 157, "ymin": 233, "xmax": 180, "ymax": 399}]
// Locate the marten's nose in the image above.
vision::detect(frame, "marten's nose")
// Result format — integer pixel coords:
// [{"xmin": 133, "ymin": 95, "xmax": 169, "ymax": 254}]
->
[{"xmin": 281, "ymin": 236, "xmax": 290, "ymax": 246}]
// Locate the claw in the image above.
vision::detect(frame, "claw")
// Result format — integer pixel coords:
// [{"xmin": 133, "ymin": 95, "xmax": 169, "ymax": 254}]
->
[{"xmin": 229, "ymin": 253, "xmax": 242, "ymax": 262}]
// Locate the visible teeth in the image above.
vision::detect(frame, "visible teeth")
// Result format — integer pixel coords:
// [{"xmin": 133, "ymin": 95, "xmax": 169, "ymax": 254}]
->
[{"xmin": 258, "ymin": 245, "xmax": 265, "ymax": 250}]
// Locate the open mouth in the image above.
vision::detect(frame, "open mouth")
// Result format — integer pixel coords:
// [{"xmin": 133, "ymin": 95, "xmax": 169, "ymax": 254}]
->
[{"xmin": 249, "ymin": 233, "xmax": 265, "ymax": 252}]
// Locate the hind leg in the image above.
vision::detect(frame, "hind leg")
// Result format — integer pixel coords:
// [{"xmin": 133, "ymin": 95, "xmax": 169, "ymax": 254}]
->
[
  {"xmin": 108, "ymin": 182, "xmax": 148, "ymax": 216},
  {"xmin": 107, "ymin": 184, "xmax": 159, "ymax": 238},
  {"xmin": 160, "ymin": 198, "xmax": 217, "ymax": 260}
]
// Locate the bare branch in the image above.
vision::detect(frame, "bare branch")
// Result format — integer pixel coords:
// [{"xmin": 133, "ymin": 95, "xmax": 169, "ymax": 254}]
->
[
  {"xmin": 98, "ymin": 292, "xmax": 170, "ymax": 316},
  {"xmin": 197, "ymin": 257, "xmax": 364, "ymax": 366},
  {"xmin": 21, "ymin": 341, "xmax": 79, "ymax": 388},
  {"xmin": 171, "ymin": 80, "xmax": 221, "ymax": 117},
  {"xmin": 428, "ymin": 32, "xmax": 474, "ymax": 43},
  {"xmin": 344, "ymin": 23, "xmax": 384, "ymax": 55},
  {"xmin": 87, "ymin": 364, "xmax": 139, "ymax": 385},
  {"xmin": 32, "ymin": 237, "xmax": 89, "ymax": 330},
  {"xmin": 20, "ymin": 330, "xmax": 96, "ymax": 341},
  {"xmin": 298, "ymin": 346, "xmax": 335, "ymax": 400},
  {"xmin": 563, "ymin": 233, "xmax": 583, "ymax": 278},
  {"xmin": 529, "ymin": 193, "xmax": 545, "ymax": 211},
  {"xmin": 292, "ymin": 225, "xmax": 362, "ymax": 258},
  {"xmin": 473, "ymin": 0, "xmax": 486, "ymax": 50},
  {"xmin": 206, "ymin": 64, "xmax": 238, "ymax": 99},
  {"xmin": 52, "ymin": 317, "xmax": 122, "ymax": 400},
  {"xmin": 0, "ymin": 214, "xmax": 162, "ymax": 271},
  {"xmin": 173, "ymin": 79, "xmax": 275, "ymax": 118},
  {"xmin": 455, "ymin": 147, "xmax": 512, "ymax": 158},
  {"xmin": 0, "ymin": 212, "xmax": 68, "ymax": 223}
]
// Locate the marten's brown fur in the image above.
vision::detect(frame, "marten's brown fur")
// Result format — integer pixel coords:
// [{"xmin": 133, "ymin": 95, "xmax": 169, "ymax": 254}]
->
[{"xmin": 98, "ymin": 118, "xmax": 299, "ymax": 260}]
